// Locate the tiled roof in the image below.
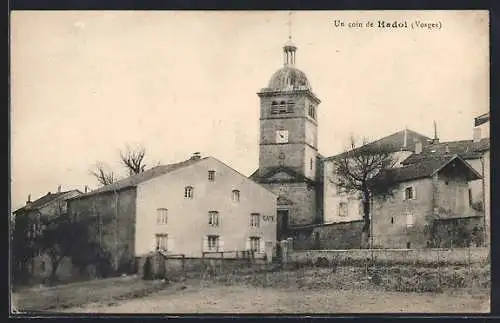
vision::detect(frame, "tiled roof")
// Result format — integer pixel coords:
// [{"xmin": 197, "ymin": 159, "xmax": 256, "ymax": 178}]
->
[
  {"xmin": 323, "ymin": 129, "xmax": 432, "ymax": 161},
  {"xmin": 14, "ymin": 190, "xmax": 80, "ymax": 214},
  {"xmin": 72, "ymin": 157, "xmax": 208, "ymax": 199},
  {"xmin": 402, "ymin": 138, "xmax": 489, "ymax": 165},
  {"xmin": 375, "ymin": 155, "xmax": 481, "ymax": 185}
]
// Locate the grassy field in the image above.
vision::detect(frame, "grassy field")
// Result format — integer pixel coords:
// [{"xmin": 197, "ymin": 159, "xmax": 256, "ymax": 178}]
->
[
  {"xmin": 12, "ymin": 264, "xmax": 490, "ymax": 314},
  {"xmin": 11, "ymin": 275, "xmax": 170, "ymax": 312},
  {"xmin": 61, "ymin": 284, "xmax": 489, "ymax": 314}
]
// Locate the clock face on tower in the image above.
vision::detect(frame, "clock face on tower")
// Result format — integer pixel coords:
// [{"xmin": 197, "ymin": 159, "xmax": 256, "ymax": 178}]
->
[{"xmin": 276, "ymin": 130, "xmax": 289, "ymax": 143}]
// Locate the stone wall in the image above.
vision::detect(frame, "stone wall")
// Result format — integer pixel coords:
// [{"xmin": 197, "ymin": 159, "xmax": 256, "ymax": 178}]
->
[
  {"xmin": 67, "ymin": 188, "xmax": 137, "ymax": 273},
  {"xmin": 291, "ymin": 220, "xmax": 364, "ymax": 250},
  {"xmin": 289, "ymin": 247, "xmax": 489, "ymax": 266}
]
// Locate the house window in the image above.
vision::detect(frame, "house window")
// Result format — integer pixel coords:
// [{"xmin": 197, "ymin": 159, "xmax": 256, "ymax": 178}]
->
[
  {"xmin": 271, "ymin": 101, "xmax": 279, "ymax": 114},
  {"xmin": 390, "ymin": 217, "xmax": 394, "ymax": 224},
  {"xmin": 250, "ymin": 237, "xmax": 261, "ymax": 252},
  {"xmin": 208, "ymin": 211, "xmax": 220, "ymax": 227},
  {"xmin": 157, "ymin": 208, "xmax": 168, "ymax": 225},
  {"xmin": 208, "ymin": 170, "xmax": 216, "ymax": 181},
  {"xmin": 406, "ymin": 213, "xmax": 414, "ymax": 228},
  {"xmin": 404, "ymin": 186, "xmax": 414, "ymax": 200},
  {"xmin": 338, "ymin": 202, "xmax": 348, "ymax": 217},
  {"xmin": 207, "ymin": 235, "xmax": 219, "ymax": 251},
  {"xmin": 184, "ymin": 186, "xmax": 194, "ymax": 199},
  {"xmin": 232, "ymin": 190, "xmax": 240, "ymax": 202},
  {"xmin": 468, "ymin": 188, "xmax": 472, "ymax": 206},
  {"xmin": 250, "ymin": 213, "xmax": 260, "ymax": 227},
  {"xmin": 155, "ymin": 234, "xmax": 168, "ymax": 251},
  {"xmin": 279, "ymin": 101, "xmax": 287, "ymax": 113},
  {"xmin": 287, "ymin": 100, "xmax": 295, "ymax": 113}
]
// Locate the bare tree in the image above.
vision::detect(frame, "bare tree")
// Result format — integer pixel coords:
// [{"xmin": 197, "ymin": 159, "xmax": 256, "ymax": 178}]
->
[
  {"xmin": 331, "ymin": 135, "xmax": 397, "ymax": 248},
  {"xmin": 89, "ymin": 162, "xmax": 116, "ymax": 186},
  {"xmin": 120, "ymin": 144, "xmax": 147, "ymax": 176}
]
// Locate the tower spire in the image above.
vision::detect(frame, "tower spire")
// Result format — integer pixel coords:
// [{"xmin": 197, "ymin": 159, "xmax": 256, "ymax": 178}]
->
[
  {"xmin": 287, "ymin": 11, "xmax": 293, "ymax": 41},
  {"xmin": 283, "ymin": 11, "xmax": 297, "ymax": 66}
]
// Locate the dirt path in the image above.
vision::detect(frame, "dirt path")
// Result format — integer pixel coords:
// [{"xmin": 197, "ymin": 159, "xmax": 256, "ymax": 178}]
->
[{"xmin": 61, "ymin": 284, "xmax": 489, "ymax": 314}]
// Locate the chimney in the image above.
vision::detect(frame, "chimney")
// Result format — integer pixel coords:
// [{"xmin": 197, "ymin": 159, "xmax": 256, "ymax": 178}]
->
[
  {"xmin": 415, "ymin": 141, "xmax": 422, "ymax": 154},
  {"xmin": 84, "ymin": 185, "xmax": 89, "ymax": 193},
  {"xmin": 433, "ymin": 120, "xmax": 439, "ymax": 144},
  {"xmin": 26, "ymin": 194, "xmax": 32, "ymax": 206},
  {"xmin": 403, "ymin": 128, "xmax": 408, "ymax": 148},
  {"xmin": 57, "ymin": 185, "xmax": 61, "ymax": 193},
  {"xmin": 191, "ymin": 152, "xmax": 201, "ymax": 160},
  {"xmin": 445, "ymin": 145, "xmax": 450, "ymax": 154},
  {"xmin": 47, "ymin": 192, "xmax": 51, "ymax": 196},
  {"xmin": 473, "ymin": 127, "xmax": 481, "ymax": 143}
]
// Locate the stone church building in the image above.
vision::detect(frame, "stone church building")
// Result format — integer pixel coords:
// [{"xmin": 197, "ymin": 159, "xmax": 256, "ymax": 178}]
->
[
  {"xmin": 250, "ymin": 37, "xmax": 489, "ymax": 248},
  {"xmin": 250, "ymin": 38, "xmax": 324, "ymax": 241}
]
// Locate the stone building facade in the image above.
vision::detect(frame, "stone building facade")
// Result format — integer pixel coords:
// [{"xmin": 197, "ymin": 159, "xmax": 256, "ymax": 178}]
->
[
  {"xmin": 250, "ymin": 38, "xmax": 323, "ymax": 240},
  {"xmin": 371, "ymin": 155, "xmax": 482, "ymax": 248},
  {"xmin": 67, "ymin": 154, "xmax": 276, "ymax": 271}
]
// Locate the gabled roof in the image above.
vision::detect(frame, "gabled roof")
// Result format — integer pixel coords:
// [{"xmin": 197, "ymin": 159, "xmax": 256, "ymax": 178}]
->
[
  {"xmin": 402, "ymin": 138, "xmax": 490, "ymax": 165},
  {"xmin": 71, "ymin": 157, "xmax": 208, "ymax": 199},
  {"xmin": 474, "ymin": 112, "xmax": 489, "ymax": 127},
  {"xmin": 277, "ymin": 195, "xmax": 294, "ymax": 206},
  {"xmin": 375, "ymin": 155, "xmax": 482, "ymax": 185},
  {"xmin": 250, "ymin": 166, "xmax": 315, "ymax": 184},
  {"xmin": 14, "ymin": 190, "xmax": 82, "ymax": 214},
  {"xmin": 323, "ymin": 129, "xmax": 432, "ymax": 161}
]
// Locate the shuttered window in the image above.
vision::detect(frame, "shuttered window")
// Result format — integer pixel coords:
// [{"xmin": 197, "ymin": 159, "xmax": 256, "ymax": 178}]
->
[
  {"xmin": 184, "ymin": 186, "xmax": 194, "ymax": 199},
  {"xmin": 208, "ymin": 211, "xmax": 220, "ymax": 227},
  {"xmin": 406, "ymin": 213, "xmax": 414, "ymax": 228},
  {"xmin": 250, "ymin": 213, "xmax": 260, "ymax": 227},
  {"xmin": 155, "ymin": 234, "xmax": 168, "ymax": 251},
  {"xmin": 232, "ymin": 190, "xmax": 240, "ymax": 202},
  {"xmin": 157, "ymin": 208, "xmax": 168, "ymax": 225},
  {"xmin": 205, "ymin": 235, "xmax": 221, "ymax": 252},
  {"xmin": 250, "ymin": 237, "xmax": 261, "ymax": 252}
]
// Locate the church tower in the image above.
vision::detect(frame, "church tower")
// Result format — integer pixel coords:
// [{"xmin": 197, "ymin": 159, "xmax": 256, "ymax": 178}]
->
[{"xmin": 254, "ymin": 34, "xmax": 322, "ymax": 240}]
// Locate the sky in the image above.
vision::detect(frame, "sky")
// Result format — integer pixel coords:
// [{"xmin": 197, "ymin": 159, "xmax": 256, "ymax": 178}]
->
[{"xmin": 10, "ymin": 10, "xmax": 489, "ymax": 211}]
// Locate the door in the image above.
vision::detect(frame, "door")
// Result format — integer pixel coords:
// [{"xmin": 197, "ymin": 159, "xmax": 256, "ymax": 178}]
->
[{"xmin": 277, "ymin": 209, "xmax": 289, "ymax": 241}]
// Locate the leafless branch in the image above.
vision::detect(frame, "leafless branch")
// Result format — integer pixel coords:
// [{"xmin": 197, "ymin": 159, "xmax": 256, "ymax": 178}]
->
[
  {"xmin": 120, "ymin": 144, "xmax": 147, "ymax": 175},
  {"xmin": 89, "ymin": 162, "xmax": 116, "ymax": 186}
]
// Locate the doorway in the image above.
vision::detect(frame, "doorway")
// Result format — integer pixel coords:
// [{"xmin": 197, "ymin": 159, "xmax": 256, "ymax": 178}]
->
[{"xmin": 277, "ymin": 209, "xmax": 289, "ymax": 241}]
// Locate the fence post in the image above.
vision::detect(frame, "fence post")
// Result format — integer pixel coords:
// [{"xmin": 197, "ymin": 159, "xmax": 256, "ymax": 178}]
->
[
  {"xmin": 467, "ymin": 247, "xmax": 473, "ymax": 289},
  {"xmin": 436, "ymin": 249, "xmax": 441, "ymax": 290},
  {"xmin": 280, "ymin": 240, "xmax": 289, "ymax": 267}
]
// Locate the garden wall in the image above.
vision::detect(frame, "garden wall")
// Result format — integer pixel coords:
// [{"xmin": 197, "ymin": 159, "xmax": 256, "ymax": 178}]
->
[{"xmin": 288, "ymin": 247, "xmax": 489, "ymax": 266}]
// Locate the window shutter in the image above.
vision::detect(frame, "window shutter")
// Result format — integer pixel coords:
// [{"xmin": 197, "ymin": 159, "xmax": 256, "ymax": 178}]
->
[
  {"xmin": 412, "ymin": 186, "xmax": 416, "ymax": 200},
  {"xmin": 245, "ymin": 237, "xmax": 251, "ymax": 251},
  {"xmin": 168, "ymin": 235, "xmax": 175, "ymax": 253},
  {"xmin": 202, "ymin": 236, "xmax": 208, "ymax": 252},
  {"xmin": 259, "ymin": 239, "xmax": 265, "ymax": 254},
  {"xmin": 219, "ymin": 238, "xmax": 224, "ymax": 252},
  {"xmin": 402, "ymin": 188, "xmax": 406, "ymax": 200}
]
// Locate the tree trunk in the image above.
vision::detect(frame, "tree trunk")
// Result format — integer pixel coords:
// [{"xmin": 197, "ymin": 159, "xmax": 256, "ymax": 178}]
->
[
  {"xmin": 361, "ymin": 190, "xmax": 371, "ymax": 248},
  {"xmin": 49, "ymin": 257, "xmax": 61, "ymax": 284}
]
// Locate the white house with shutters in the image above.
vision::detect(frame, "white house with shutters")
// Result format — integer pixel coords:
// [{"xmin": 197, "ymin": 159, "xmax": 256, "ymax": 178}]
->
[{"xmin": 134, "ymin": 153, "xmax": 277, "ymax": 258}]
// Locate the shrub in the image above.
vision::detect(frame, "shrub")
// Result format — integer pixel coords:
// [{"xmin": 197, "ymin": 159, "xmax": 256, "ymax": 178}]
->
[{"xmin": 315, "ymin": 257, "xmax": 330, "ymax": 267}]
